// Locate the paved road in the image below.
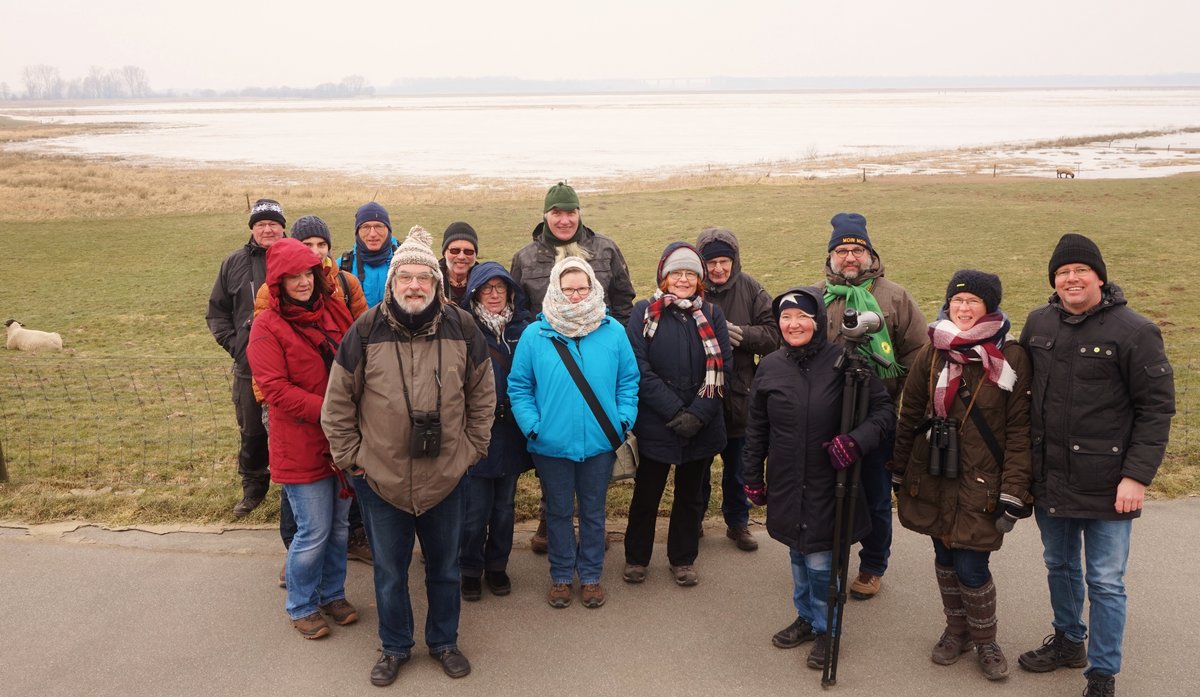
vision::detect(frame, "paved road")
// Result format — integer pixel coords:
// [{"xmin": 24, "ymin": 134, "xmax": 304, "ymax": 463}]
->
[{"xmin": 3, "ymin": 499, "xmax": 1197, "ymax": 697}]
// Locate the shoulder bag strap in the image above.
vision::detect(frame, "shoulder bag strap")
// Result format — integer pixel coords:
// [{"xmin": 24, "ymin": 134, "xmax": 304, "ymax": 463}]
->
[
  {"xmin": 956, "ymin": 376, "xmax": 1005, "ymax": 468},
  {"xmin": 551, "ymin": 339, "xmax": 622, "ymax": 450}
]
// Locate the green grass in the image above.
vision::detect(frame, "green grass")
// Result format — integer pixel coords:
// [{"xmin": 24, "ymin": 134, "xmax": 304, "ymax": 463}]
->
[{"xmin": 3, "ymin": 174, "xmax": 1199, "ymax": 524}]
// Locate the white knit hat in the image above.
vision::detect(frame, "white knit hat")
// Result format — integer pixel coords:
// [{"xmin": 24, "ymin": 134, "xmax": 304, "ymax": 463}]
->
[{"xmin": 387, "ymin": 225, "xmax": 444, "ymax": 294}]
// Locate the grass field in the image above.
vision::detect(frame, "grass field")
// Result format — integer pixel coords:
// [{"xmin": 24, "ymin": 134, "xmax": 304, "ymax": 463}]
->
[{"xmin": 2, "ymin": 143, "xmax": 1198, "ymax": 524}]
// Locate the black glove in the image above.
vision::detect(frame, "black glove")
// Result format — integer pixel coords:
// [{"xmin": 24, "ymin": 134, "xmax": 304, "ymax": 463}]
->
[
  {"xmin": 665, "ymin": 410, "xmax": 704, "ymax": 439},
  {"xmin": 994, "ymin": 501, "xmax": 1031, "ymax": 533},
  {"xmin": 890, "ymin": 471, "xmax": 903, "ymax": 495}
]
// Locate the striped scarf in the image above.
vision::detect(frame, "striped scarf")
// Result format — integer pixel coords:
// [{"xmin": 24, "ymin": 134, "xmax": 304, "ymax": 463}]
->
[
  {"xmin": 927, "ymin": 312, "xmax": 1016, "ymax": 417},
  {"xmin": 643, "ymin": 290, "xmax": 725, "ymax": 398}
]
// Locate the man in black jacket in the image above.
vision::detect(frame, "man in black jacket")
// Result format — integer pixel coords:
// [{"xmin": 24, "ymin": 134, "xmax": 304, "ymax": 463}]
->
[
  {"xmin": 1017, "ymin": 233, "xmax": 1175, "ymax": 697},
  {"xmin": 206, "ymin": 198, "xmax": 286, "ymax": 518}
]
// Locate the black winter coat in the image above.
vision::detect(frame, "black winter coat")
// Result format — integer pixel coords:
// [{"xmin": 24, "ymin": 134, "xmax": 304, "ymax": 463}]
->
[
  {"xmin": 1020, "ymin": 285, "xmax": 1174, "ymax": 520},
  {"xmin": 627, "ymin": 299, "xmax": 732, "ymax": 464},
  {"xmin": 207, "ymin": 237, "xmax": 268, "ymax": 378}
]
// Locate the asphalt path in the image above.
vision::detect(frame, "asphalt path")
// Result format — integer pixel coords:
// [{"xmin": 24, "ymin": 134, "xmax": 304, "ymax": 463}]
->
[{"xmin": 3, "ymin": 499, "xmax": 1197, "ymax": 697}]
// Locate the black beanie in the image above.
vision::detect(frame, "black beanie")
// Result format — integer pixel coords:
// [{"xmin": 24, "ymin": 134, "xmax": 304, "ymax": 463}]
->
[
  {"xmin": 291, "ymin": 215, "xmax": 331, "ymax": 246},
  {"xmin": 945, "ymin": 269, "xmax": 1002, "ymax": 313},
  {"xmin": 248, "ymin": 198, "xmax": 286, "ymax": 228},
  {"xmin": 441, "ymin": 221, "xmax": 479, "ymax": 255},
  {"xmin": 1048, "ymin": 233, "xmax": 1107, "ymax": 287},
  {"xmin": 700, "ymin": 239, "xmax": 736, "ymax": 261},
  {"xmin": 827, "ymin": 212, "xmax": 874, "ymax": 253}
]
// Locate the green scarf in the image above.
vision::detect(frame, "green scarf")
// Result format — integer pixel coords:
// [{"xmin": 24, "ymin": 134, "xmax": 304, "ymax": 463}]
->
[{"xmin": 824, "ymin": 280, "xmax": 907, "ymax": 379}]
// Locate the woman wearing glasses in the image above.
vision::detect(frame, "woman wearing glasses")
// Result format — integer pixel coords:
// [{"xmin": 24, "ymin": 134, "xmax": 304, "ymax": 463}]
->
[
  {"xmin": 507, "ymin": 257, "xmax": 640, "ymax": 609},
  {"xmin": 440, "ymin": 222, "xmax": 480, "ymax": 307},
  {"xmin": 889, "ymin": 270, "xmax": 1032, "ymax": 681},
  {"xmin": 457, "ymin": 261, "xmax": 533, "ymax": 601},
  {"xmin": 622, "ymin": 242, "xmax": 732, "ymax": 587}
]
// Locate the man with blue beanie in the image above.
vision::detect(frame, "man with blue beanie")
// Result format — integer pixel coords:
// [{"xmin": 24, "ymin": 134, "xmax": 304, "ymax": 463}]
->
[{"xmin": 340, "ymin": 202, "xmax": 399, "ymax": 307}]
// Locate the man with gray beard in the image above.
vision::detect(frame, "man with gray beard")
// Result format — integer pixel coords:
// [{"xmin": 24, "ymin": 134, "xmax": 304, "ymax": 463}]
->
[{"xmin": 322, "ymin": 226, "xmax": 495, "ymax": 686}]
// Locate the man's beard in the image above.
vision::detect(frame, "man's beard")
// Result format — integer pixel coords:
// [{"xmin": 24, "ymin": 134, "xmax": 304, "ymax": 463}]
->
[{"xmin": 397, "ymin": 291, "xmax": 433, "ymax": 314}]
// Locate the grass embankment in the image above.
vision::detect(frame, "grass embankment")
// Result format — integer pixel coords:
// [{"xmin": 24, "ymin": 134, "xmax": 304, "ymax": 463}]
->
[{"xmin": 1, "ymin": 148, "xmax": 1198, "ymax": 525}]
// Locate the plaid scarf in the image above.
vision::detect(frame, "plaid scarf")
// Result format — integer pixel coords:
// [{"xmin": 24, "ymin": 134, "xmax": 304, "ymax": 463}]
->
[
  {"xmin": 927, "ymin": 312, "xmax": 1016, "ymax": 417},
  {"xmin": 824, "ymin": 280, "xmax": 906, "ymax": 379},
  {"xmin": 643, "ymin": 290, "xmax": 725, "ymax": 398}
]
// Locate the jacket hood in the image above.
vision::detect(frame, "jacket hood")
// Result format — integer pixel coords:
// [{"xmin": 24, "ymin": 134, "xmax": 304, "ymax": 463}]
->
[
  {"xmin": 265, "ymin": 238, "xmax": 323, "ymax": 298},
  {"xmin": 696, "ymin": 227, "xmax": 742, "ymax": 286},
  {"xmin": 772, "ymin": 285, "xmax": 828, "ymax": 345},
  {"xmin": 465, "ymin": 261, "xmax": 532, "ymax": 322}
]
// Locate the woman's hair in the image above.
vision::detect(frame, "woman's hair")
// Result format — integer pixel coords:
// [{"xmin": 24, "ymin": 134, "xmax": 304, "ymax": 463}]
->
[{"xmin": 555, "ymin": 242, "xmax": 591, "ymax": 263}]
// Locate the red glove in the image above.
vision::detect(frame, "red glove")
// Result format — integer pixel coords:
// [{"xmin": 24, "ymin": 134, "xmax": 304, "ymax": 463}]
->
[
  {"xmin": 743, "ymin": 483, "xmax": 767, "ymax": 506},
  {"xmin": 824, "ymin": 434, "xmax": 860, "ymax": 471}
]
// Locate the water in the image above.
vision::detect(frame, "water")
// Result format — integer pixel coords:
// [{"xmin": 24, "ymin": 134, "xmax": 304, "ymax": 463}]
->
[{"xmin": 4, "ymin": 89, "xmax": 1199, "ymax": 181}]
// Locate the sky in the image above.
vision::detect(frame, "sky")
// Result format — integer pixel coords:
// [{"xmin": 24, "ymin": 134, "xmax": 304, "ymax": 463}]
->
[{"xmin": 2, "ymin": 0, "xmax": 1198, "ymax": 92}]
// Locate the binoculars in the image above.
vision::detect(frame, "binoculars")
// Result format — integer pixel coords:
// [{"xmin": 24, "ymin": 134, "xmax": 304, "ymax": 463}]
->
[
  {"xmin": 927, "ymin": 416, "xmax": 960, "ymax": 479},
  {"xmin": 410, "ymin": 410, "xmax": 443, "ymax": 459}
]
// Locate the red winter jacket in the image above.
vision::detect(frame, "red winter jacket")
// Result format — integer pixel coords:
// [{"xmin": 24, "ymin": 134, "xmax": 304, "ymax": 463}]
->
[{"xmin": 247, "ymin": 239, "xmax": 353, "ymax": 484}]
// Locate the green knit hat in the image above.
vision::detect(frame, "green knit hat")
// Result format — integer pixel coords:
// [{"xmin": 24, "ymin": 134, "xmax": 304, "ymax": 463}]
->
[{"xmin": 543, "ymin": 181, "xmax": 580, "ymax": 213}]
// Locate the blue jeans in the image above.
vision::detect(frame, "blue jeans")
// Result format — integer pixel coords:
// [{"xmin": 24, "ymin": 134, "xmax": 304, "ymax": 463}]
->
[
  {"xmin": 459, "ymin": 473, "xmax": 520, "ymax": 576},
  {"xmin": 931, "ymin": 537, "xmax": 992, "ymax": 588},
  {"xmin": 353, "ymin": 475, "xmax": 465, "ymax": 657},
  {"xmin": 533, "ymin": 452, "xmax": 613, "ymax": 585},
  {"xmin": 790, "ymin": 548, "xmax": 834, "ymax": 635},
  {"xmin": 700, "ymin": 437, "xmax": 751, "ymax": 529},
  {"xmin": 857, "ymin": 429, "xmax": 895, "ymax": 577},
  {"xmin": 1035, "ymin": 508, "xmax": 1132, "ymax": 677},
  {"xmin": 282, "ymin": 478, "xmax": 351, "ymax": 620}
]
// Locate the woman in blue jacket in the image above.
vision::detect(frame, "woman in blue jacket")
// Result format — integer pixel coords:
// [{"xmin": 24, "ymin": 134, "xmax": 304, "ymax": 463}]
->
[
  {"xmin": 622, "ymin": 242, "xmax": 732, "ymax": 588},
  {"xmin": 458, "ymin": 262, "xmax": 534, "ymax": 601},
  {"xmin": 508, "ymin": 257, "xmax": 639, "ymax": 610}
]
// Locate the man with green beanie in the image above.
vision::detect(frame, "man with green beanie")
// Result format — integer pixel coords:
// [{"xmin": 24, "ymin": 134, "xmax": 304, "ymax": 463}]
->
[{"xmin": 812, "ymin": 212, "xmax": 927, "ymax": 601}]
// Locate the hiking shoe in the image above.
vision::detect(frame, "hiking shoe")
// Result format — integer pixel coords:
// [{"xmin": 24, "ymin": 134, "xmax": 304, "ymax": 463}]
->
[
  {"xmin": 1018, "ymin": 630, "xmax": 1087, "ymax": 673},
  {"xmin": 278, "ymin": 563, "xmax": 286, "ymax": 589},
  {"xmin": 291, "ymin": 612, "xmax": 330, "ymax": 639},
  {"xmin": 319, "ymin": 598, "xmax": 359, "ymax": 625},
  {"xmin": 370, "ymin": 653, "xmax": 409, "ymax": 686},
  {"xmin": 548, "ymin": 583, "xmax": 573, "ymax": 608},
  {"xmin": 530, "ymin": 519, "xmax": 548, "ymax": 554},
  {"xmin": 232, "ymin": 495, "xmax": 264, "ymax": 519},
  {"xmin": 622, "ymin": 564, "xmax": 647, "ymax": 584},
  {"xmin": 431, "ymin": 647, "xmax": 471, "ymax": 679},
  {"xmin": 1084, "ymin": 671, "xmax": 1116, "ymax": 697},
  {"xmin": 581, "ymin": 583, "xmax": 606, "ymax": 608},
  {"xmin": 347, "ymin": 527, "xmax": 373, "ymax": 564},
  {"xmin": 461, "ymin": 575, "xmax": 482, "ymax": 602},
  {"xmin": 726, "ymin": 526, "xmax": 759, "ymax": 551},
  {"xmin": 806, "ymin": 634, "xmax": 829, "ymax": 670},
  {"xmin": 976, "ymin": 641, "xmax": 1009, "ymax": 680},
  {"xmin": 931, "ymin": 628, "xmax": 974, "ymax": 665},
  {"xmin": 670, "ymin": 565, "xmax": 699, "ymax": 586},
  {"xmin": 484, "ymin": 570, "xmax": 512, "ymax": 596},
  {"xmin": 772, "ymin": 615, "xmax": 816, "ymax": 649},
  {"xmin": 849, "ymin": 571, "xmax": 881, "ymax": 600}
]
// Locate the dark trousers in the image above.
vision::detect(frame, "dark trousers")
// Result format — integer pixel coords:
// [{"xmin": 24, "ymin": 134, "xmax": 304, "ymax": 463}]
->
[
  {"xmin": 932, "ymin": 537, "xmax": 992, "ymax": 588},
  {"xmin": 231, "ymin": 374, "xmax": 269, "ymax": 497},
  {"xmin": 857, "ymin": 430, "xmax": 895, "ymax": 577},
  {"xmin": 624, "ymin": 456, "xmax": 710, "ymax": 567},
  {"xmin": 700, "ymin": 436, "xmax": 751, "ymax": 529}
]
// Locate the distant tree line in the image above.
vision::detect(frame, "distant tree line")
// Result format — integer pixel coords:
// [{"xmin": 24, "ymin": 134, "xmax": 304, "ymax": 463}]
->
[{"xmin": 3, "ymin": 65, "xmax": 373, "ymax": 101}]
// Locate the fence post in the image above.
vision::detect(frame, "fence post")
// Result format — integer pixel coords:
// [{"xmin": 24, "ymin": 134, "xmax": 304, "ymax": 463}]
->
[{"xmin": 0, "ymin": 440, "xmax": 7, "ymax": 483}]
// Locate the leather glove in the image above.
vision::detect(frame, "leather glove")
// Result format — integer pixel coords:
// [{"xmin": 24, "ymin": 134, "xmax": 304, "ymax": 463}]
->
[
  {"xmin": 744, "ymin": 483, "xmax": 767, "ymax": 506},
  {"xmin": 665, "ymin": 410, "xmax": 704, "ymax": 439},
  {"xmin": 726, "ymin": 323, "xmax": 744, "ymax": 347},
  {"xmin": 823, "ymin": 434, "xmax": 861, "ymax": 471},
  {"xmin": 994, "ymin": 501, "xmax": 1031, "ymax": 533}
]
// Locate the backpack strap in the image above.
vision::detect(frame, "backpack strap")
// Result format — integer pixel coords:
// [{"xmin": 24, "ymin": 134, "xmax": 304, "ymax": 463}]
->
[{"xmin": 337, "ymin": 270, "xmax": 352, "ymax": 311}]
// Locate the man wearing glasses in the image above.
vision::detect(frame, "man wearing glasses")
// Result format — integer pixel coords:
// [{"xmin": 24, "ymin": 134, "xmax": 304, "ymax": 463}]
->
[
  {"xmin": 1017, "ymin": 233, "xmax": 1174, "ymax": 697},
  {"xmin": 339, "ymin": 202, "xmax": 399, "ymax": 308},
  {"xmin": 812, "ymin": 212, "xmax": 926, "ymax": 603},
  {"xmin": 440, "ymin": 221, "xmax": 480, "ymax": 307}
]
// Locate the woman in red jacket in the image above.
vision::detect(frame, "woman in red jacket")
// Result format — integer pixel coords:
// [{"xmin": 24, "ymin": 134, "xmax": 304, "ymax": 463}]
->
[{"xmin": 248, "ymin": 238, "xmax": 355, "ymax": 640}]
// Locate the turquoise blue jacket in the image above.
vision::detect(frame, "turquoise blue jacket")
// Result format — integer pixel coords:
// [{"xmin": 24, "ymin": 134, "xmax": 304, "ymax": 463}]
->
[{"xmin": 508, "ymin": 315, "xmax": 640, "ymax": 462}]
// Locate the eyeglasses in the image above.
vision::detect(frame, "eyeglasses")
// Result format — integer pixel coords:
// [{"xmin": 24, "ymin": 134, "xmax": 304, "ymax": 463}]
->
[
  {"xmin": 394, "ymin": 272, "xmax": 435, "ymax": 286},
  {"xmin": 948, "ymin": 297, "xmax": 984, "ymax": 308},
  {"xmin": 705, "ymin": 258, "xmax": 732, "ymax": 269},
  {"xmin": 667, "ymin": 270, "xmax": 699, "ymax": 280},
  {"xmin": 1054, "ymin": 265, "xmax": 1094, "ymax": 280},
  {"xmin": 359, "ymin": 223, "xmax": 389, "ymax": 233},
  {"xmin": 561, "ymin": 286, "xmax": 592, "ymax": 298},
  {"xmin": 446, "ymin": 247, "xmax": 476, "ymax": 257},
  {"xmin": 479, "ymin": 283, "xmax": 506, "ymax": 296},
  {"xmin": 832, "ymin": 246, "xmax": 869, "ymax": 259}
]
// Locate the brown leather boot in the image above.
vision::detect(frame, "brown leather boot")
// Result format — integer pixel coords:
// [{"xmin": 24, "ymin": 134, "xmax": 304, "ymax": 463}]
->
[
  {"xmin": 530, "ymin": 517, "xmax": 548, "ymax": 555},
  {"xmin": 932, "ymin": 564, "xmax": 973, "ymax": 665},
  {"xmin": 961, "ymin": 577, "xmax": 1009, "ymax": 681}
]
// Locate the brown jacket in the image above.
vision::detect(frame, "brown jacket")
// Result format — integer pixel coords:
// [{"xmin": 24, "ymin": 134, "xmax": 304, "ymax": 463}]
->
[
  {"xmin": 816, "ymin": 256, "xmax": 928, "ymax": 400},
  {"xmin": 321, "ymin": 300, "xmax": 496, "ymax": 515},
  {"xmin": 891, "ymin": 340, "xmax": 1033, "ymax": 552}
]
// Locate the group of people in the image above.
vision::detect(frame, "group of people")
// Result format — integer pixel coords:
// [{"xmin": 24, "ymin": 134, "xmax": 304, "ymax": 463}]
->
[{"xmin": 206, "ymin": 185, "xmax": 1174, "ymax": 697}]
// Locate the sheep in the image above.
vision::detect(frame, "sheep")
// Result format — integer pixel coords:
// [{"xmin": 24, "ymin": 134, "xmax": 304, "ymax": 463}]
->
[
  {"xmin": 1056, "ymin": 167, "xmax": 1076, "ymax": 179},
  {"xmin": 5, "ymin": 319, "xmax": 64, "ymax": 352}
]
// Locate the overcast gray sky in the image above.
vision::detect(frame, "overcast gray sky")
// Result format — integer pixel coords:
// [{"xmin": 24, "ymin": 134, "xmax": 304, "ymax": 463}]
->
[{"xmin": 3, "ymin": 0, "xmax": 1197, "ymax": 92}]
